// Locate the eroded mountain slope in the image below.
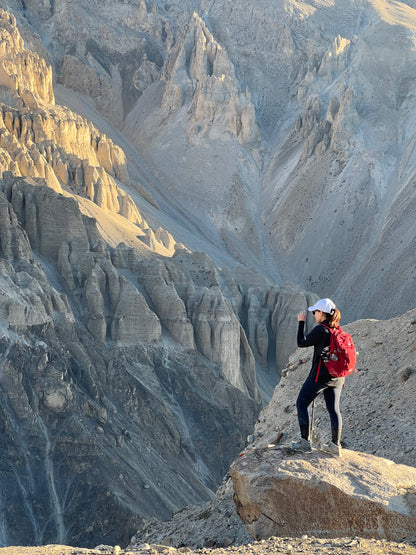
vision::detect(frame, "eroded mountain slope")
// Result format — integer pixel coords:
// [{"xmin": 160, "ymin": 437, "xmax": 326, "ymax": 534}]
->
[
  {"xmin": 0, "ymin": 8, "xmax": 317, "ymax": 547},
  {"xmin": 11, "ymin": 0, "xmax": 416, "ymax": 321}
]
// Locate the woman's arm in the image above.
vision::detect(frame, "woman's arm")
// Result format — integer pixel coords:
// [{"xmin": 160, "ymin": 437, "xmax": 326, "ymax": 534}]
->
[{"xmin": 297, "ymin": 316, "xmax": 324, "ymax": 348}]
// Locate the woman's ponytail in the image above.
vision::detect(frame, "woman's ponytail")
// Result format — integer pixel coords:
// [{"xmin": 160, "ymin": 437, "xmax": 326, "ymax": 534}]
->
[{"xmin": 327, "ymin": 308, "xmax": 341, "ymax": 328}]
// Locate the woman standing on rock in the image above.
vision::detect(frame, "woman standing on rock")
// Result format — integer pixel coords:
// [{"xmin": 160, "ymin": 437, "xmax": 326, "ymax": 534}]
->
[{"xmin": 291, "ymin": 298, "xmax": 344, "ymax": 457}]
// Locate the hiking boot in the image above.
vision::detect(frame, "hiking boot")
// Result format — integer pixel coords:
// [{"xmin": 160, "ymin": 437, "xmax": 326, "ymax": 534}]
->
[
  {"xmin": 290, "ymin": 438, "xmax": 312, "ymax": 452},
  {"xmin": 322, "ymin": 441, "xmax": 342, "ymax": 457}
]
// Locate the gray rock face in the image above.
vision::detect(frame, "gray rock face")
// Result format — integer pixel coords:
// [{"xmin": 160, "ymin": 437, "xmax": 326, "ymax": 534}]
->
[
  {"xmin": 0, "ymin": 329, "xmax": 253, "ymax": 547},
  {"xmin": 0, "ymin": 246, "xmax": 261, "ymax": 548},
  {"xmin": 243, "ymin": 285, "xmax": 319, "ymax": 381},
  {"xmin": 230, "ymin": 447, "xmax": 416, "ymax": 542},
  {"xmin": 138, "ymin": 253, "xmax": 315, "ymax": 401},
  {"xmin": 0, "ymin": 171, "xmax": 263, "ymax": 547},
  {"xmin": 0, "ymin": 170, "xmax": 319, "ymax": 548}
]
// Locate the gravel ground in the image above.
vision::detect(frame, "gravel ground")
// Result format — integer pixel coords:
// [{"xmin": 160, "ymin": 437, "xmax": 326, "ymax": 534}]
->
[{"xmin": 1, "ymin": 536, "xmax": 416, "ymax": 555}]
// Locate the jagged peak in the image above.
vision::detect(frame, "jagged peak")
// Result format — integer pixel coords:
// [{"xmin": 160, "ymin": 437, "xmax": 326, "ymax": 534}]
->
[
  {"xmin": 161, "ymin": 10, "xmax": 260, "ymax": 146},
  {"xmin": 189, "ymin": 10, "xmax": 222, "ymax": 49},
  {"xmin": 163, "ymin": 10, "xmax": 227, "ymax": 85}
]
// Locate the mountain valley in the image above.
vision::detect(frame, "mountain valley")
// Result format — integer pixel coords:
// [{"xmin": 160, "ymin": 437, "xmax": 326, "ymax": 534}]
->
[{"xmin": 0, "ymin": 0, "xmax": 415, "ymax": 550}]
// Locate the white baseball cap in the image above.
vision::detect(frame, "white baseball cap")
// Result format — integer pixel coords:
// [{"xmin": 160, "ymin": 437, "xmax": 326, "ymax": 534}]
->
[{"xmin": 308, "ymin": 298, "xmax": 336, "ymax": 314}]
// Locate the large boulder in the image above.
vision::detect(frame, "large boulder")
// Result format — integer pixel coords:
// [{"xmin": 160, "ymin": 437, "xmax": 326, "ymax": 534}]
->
[{"xmin": 230, "ymin": 447, "xmax": 416, "ymax": 542}]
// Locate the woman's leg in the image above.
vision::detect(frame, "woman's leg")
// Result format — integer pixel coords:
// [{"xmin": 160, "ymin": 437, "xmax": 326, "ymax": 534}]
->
[
  {"xmin": 323, "ymin": 386, "xmax": 343, "ymax": 444},
  {"xmin": 296, "ymin": 377, "xmax": 325, "ymax": 440}
]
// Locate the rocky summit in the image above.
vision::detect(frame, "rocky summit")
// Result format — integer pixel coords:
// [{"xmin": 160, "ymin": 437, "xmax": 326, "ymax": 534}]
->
[
  {"xmin": 252, "ymin": 308, "xmax": 416, "ymax": 468},
  {"xmin": 0, "ymin": 0, "xmax": 415, "ymax": 552}
]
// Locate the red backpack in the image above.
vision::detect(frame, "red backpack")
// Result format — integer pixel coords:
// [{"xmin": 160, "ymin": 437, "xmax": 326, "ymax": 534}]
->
[{"xmin": 321, "ymin": 324, "xmax": 357, "ymax": 378}]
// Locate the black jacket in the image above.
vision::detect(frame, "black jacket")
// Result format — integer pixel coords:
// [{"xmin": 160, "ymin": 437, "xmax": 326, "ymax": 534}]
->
[{"xmin": 297, "ymin": 320, "xmax": 345, "ymax": 387}]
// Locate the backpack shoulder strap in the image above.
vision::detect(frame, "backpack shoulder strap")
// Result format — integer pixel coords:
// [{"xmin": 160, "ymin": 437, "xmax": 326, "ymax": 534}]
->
[{"xmin": 321, "ymin": 324, "xmax": 342, "ymax": 333}]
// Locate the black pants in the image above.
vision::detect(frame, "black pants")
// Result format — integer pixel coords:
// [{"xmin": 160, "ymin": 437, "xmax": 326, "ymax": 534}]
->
[{"xmin": 296, "ymin": 376, "xmax": 342, "ymax": 439}]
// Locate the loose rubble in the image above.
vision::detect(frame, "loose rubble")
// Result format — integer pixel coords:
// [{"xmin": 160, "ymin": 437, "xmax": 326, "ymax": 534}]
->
[{"xmin": 1, "ymin": 536, "xmax": 416, "ymax": 555}]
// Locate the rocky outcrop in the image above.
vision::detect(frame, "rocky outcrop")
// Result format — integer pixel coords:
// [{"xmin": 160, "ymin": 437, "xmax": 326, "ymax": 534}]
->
[
  {"xmin": 0, "ymin": 11, "xmax": 180, "ymax": 258},
  {"xmin": 0, "ymin": 168, "xmax": 317, "ymax": 547},
  {"xmin": 0, "ymin": 104, "xmax": 129, "ymax": 184},
  {"xmin": 137, "ymin": 252, "xmax": 316, "ymax": 400},
  {"xmin": 140, "ymin": 258, "xmax": 195, "ymax": 349},
  {"xmin": 81, "ymin": 255, "xmax": 162, "ymax": 344},
  {"xmin": 0, "ymin": 308, "xmax": 262, "ymax": 547},
  {"xmin": 0, "ymin": 196, "xmax": 72, "ymax": 329},
  {"xmin": 123, "ymin": 10, "xmax": 265, "ymax": 271},
  {"xmin": 187, "ymin": 285, "xmax": 256, "ymax": 398},
  {"xmin": 1, "ymin": 174, "xmax": 161, "ymax": 345},
  {"xmin": 0, "ymin": 97, "xmax": 176, "ymax": 253},
  {"xmin": 0, "ymin": 11, "xmax": 133, "ymax": 211},
  {"xmin": 230, "ymin": 447, "xmax": 416, "ymax": 542},
  {"xmin": 243, "ymin": 285, "xmax": 318, "ymax": 378},
  {"xmin": 0, "ymin": 101, "xmax": 136, "ymax": 217},
  {"xmin": 140, "ymin": 254, "xmax": 262, "ymax": 400}
]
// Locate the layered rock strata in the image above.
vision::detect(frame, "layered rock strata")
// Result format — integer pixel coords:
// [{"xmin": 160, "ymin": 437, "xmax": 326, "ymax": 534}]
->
[
  {"xmin": 8, "ymin": 0, "xmax": 416, "ymax": 321},
  {"xmin": 0, "ymin": 177, "xmax": 262, "ymax": 546},
  {"xmin": 0, "ymin": 168, "xmax": 316, "ymax": 546},
  {"xmin": 0, "ymin": 9, "xmax": 179, "ymax": 258},
  {"xmin": 0, "ymin": 10, "xmax": 54, "ymax": 107}
]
